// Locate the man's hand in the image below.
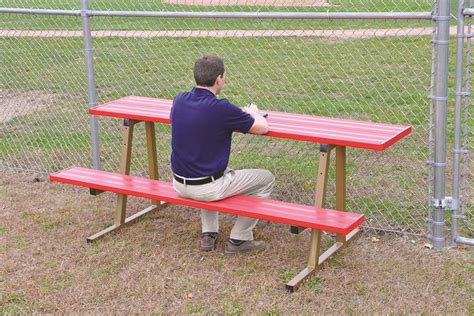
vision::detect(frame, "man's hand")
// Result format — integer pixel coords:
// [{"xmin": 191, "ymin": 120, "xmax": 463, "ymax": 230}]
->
[
  {"xmin": 244, "ymin": 103, "xmax": 267, "ymax": 118},
  {"xmin": 245, "ymin": 103, "xmax": 259, "ymax": 113},
  {"xmin": 244, "ymin": 103, "xmax": 269, "ymax": 134}
]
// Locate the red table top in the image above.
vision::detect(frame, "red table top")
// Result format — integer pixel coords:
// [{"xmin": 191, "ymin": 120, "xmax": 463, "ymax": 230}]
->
[{"xmin": 90, "ymin": 96, "xmax": 411, "ymax": 151}]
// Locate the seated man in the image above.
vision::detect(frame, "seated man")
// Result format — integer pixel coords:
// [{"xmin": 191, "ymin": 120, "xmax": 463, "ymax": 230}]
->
[{"xmin": 171, "ymin": 54, "xmax": 275, "ymax": 255}]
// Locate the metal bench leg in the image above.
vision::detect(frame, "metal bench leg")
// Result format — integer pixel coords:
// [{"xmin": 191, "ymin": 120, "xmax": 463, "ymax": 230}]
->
[
  {"xmin": 336, "ymin": 146, "xmax": 346, "ymax": 244},
  {"xmin": 291, "ymin": 144, "xmax": 333, "ymax": 234},
  {"xmin": 114, "ymin": 119, "xmax": 136, "ymax": 226},
  {"xmin": 333, "ymin": 146, "xmax": 360, "ymax": 245},
  {"xmin": 332, "ymin": 147, "xmax": 361, "ymax": 255},
  {"xmin": 287, "ymin": 144, "xmax": 331, "ymax": 291},
  {"xmin": 145, "ymin": 122, "xmax": 165, "ymax": 208},
  {"xmin": 287, "ymin": 145, "xmax": 361, "ymax": 292}
]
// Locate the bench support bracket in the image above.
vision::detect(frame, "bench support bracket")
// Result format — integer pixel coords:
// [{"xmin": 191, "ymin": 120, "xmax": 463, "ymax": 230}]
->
[
  {"xmin": 286, "ymin": 227, "xmax": 360, "ymax": 292},
  {"xmin": 86, "ymin": 204, "xmax": 164, "ymax": 243}
]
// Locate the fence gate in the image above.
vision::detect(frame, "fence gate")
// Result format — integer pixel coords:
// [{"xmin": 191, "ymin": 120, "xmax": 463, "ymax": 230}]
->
[{"xmin": 451, "ymin": 1, "xmax": 474, "ymax": 246}]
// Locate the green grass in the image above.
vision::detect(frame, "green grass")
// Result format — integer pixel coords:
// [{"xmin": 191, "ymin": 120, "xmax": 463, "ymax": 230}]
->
[
  {"xmin": 0, "ymin": 130, "xmax": 91, "ymax": 155},
  {"xmin": 42, "ymin": 221, "xmax": 60, "ymax": 231},
  {"xmin": 183, "ymin": 303, "xmax": 208, "ymax": 313},
  {"xmin": 280, "ymin": 269, "xmax": 323, "ymax": 290},
  {"xmin": 39, "ymin": 272, "xmax": 75, "ymax": 292},
  {"xmin": 92, "ymin": 266, "xmax": 116, "ymax": 278},
  {"xmin": 257, "ymin": 309, "xmax": 279, "ymax": 316},
  {"xmin": 350, "ymin": 197, "xmax": 406, "ymax": 224},
  {"xmin": 280, "ymin": 268, "xmax": 298, "ymax": 282},
  {"xmin": 1, "ymin": 35, "xmax": 435, "ymax": 156},
  {"xmin": 223, "ymin": 304, "xmax": 242, "ymax": 315},
  {"xmin": 0, "ymin": 36, "xmax": 434, "ymax": 121},
  {"xmin": 0, "ymin": 0, "xmax": 435, "ymax": 30},
  {"xmin": 0, "ymin": 293, "xmax": 28, "ymax": 314},
  {"xmin": 47, "ymin": 260, "xmax": 59, "ymax": 268}
]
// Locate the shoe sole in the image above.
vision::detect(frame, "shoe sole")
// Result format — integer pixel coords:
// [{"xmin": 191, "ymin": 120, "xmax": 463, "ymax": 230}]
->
[
  {"xmin": 224, "ymin": 246, "xmax": 266, "ymax": 256},
  {"xmin": 201, "ymin": 246, "xmax": 216, "ymax": 252},
  {"xmin": 201, "ymin": 236, "xmax": 218, "ymax": 252}
]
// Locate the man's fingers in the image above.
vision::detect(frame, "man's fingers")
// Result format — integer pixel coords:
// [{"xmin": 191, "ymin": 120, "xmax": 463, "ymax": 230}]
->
[{"xmin": 248, "ymin": 103, "xmax": 259, "ymax": 111}]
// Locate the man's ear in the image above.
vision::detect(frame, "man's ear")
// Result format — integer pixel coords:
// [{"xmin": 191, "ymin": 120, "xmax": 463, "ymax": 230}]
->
[{"xmin": 215, "ymin": 75, "xmax": 224, "ymax": 86}]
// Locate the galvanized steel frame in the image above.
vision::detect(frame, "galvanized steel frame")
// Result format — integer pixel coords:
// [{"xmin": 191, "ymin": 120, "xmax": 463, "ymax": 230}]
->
[
  {"xmin": 80, "ymin": 0, "xmax": 101, "ymax": 170},
  {"xmin": 430, "ymin": 0, "xmax": 451, "ymax": 249},
  {"xmin": 0, "ymin": 8, "xmax": 432, "ymax": 20}
]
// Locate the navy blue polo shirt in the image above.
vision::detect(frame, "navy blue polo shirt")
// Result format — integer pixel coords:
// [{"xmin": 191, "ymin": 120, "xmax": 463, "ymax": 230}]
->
[{"xmin": 170, "ymin": 87, "xmax": 255, "ymax": 178}]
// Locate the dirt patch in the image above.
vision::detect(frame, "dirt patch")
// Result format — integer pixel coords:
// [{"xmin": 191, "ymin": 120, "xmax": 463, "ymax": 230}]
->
[
  {"xmin": 0, "ymin": 90, "xmax": 58, "ymax": 124},
  {"xmin": 0, "ymin": 27, "xmax": 458, "ymax": 39},
  {"xmin": 1, "ymin": 170, "xmax": 473, "ymax": 313}
]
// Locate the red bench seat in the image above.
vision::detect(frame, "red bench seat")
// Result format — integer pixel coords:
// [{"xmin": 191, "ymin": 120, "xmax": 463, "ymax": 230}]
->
[{"xmin": 50, "ymin": 167, "xmax": 365, "ymax": 235}]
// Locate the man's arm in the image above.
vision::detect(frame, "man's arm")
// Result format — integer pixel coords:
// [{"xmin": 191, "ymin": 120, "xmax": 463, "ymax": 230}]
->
[{"xmin": 244, "ymin": 103, "xmax": 268, "ymax": 135}]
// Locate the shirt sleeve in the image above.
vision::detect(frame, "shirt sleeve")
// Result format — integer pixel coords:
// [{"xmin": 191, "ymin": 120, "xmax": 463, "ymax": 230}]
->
[{"xmin": 220, "ymin": 99, "xmax": 255, "ymax": 133}]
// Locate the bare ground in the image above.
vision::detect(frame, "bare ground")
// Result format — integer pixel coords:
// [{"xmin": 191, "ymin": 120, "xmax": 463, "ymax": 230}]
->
[
  {"xmin": 1, "ymin": 170, "xmax": 473, "ymax": 314},
  {"xmin": 0, "ymin": 90, "xmax": 58, "ymax": 124}
]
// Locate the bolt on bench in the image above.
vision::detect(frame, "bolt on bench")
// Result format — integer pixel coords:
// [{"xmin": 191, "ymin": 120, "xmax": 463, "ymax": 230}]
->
[{"xmin": 50, "ymin": 96, "xmax": 411, "ymax": 291}]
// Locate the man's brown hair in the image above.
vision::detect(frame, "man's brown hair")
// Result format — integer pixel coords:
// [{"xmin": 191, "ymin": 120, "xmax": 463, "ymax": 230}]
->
[{"xmin": 193, "ymin": 55, "xmax": 225, "ymax": 87}]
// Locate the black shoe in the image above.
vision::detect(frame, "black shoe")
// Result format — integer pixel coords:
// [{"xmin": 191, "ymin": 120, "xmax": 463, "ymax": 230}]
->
[
  {"xmin": 201, "ymin": 232, "xmax": 218, "ymax": 251},
  {"xmin": 224, "ymin": 240, "xmax": 266, "ymax": 256}
]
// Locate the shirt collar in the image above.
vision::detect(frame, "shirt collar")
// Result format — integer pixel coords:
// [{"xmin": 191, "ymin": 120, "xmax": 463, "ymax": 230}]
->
[{"xmin": 192, "ymin": 87, "xmax": 216, "ymax": 97}]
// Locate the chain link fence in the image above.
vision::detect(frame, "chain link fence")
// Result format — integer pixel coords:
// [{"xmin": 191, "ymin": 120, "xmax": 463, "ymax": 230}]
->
[
  {"xmin": 460, "ymin": 17, "xmax": 473, "ymax": 238},
  {"xmin": 1, "ymin": 0, "xmax": 441, "ymax": 235}
]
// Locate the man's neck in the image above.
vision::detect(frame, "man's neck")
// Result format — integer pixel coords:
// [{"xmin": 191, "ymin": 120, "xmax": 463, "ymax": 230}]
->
[{"xmin": 196, "ymin": 85, "xmax": 218, "ymax": 96}]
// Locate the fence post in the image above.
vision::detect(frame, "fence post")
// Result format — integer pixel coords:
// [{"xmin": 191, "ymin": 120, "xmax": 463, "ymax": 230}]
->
[
  {"xmin": 81, "ymin": 0, "xmax": 101, "ymax": 169},
  {"xmin": 432, "ymin": 0, "xmax": 451, "ymax": 249}
]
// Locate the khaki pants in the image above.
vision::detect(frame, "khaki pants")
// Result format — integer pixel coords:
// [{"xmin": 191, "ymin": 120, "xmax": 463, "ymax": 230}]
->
[{"xmin": 172, "ymin": 168, "xmax": 275, "ymax": 240}]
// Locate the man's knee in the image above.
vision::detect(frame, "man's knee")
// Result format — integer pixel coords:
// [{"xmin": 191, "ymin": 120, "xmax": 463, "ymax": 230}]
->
[
  {"xmin": 260, "ymin": 169, "xmax": 275, "ymax": 193},
  {"xmin": 263, "ymin": 169, "xmax": 275, "ymax": 186}
]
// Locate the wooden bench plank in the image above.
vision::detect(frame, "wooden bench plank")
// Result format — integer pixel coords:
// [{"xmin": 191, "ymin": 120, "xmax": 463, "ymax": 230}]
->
[
  {"xmin": 89, "ymin": 96, "xmax": 411, "ymax": 151},
  {"xmin": 50, "ymin": 167, "xmax": 365, "ymax": 236}
]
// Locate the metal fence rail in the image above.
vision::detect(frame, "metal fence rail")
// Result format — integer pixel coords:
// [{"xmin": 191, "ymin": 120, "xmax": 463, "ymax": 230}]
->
[
  {"xmin": 0, "ymin": 0, "xmax": 453, "ymax": 238},
  {"xmin": 0, "ymin": 8, "xmax": 433, "ymax": 19}
]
